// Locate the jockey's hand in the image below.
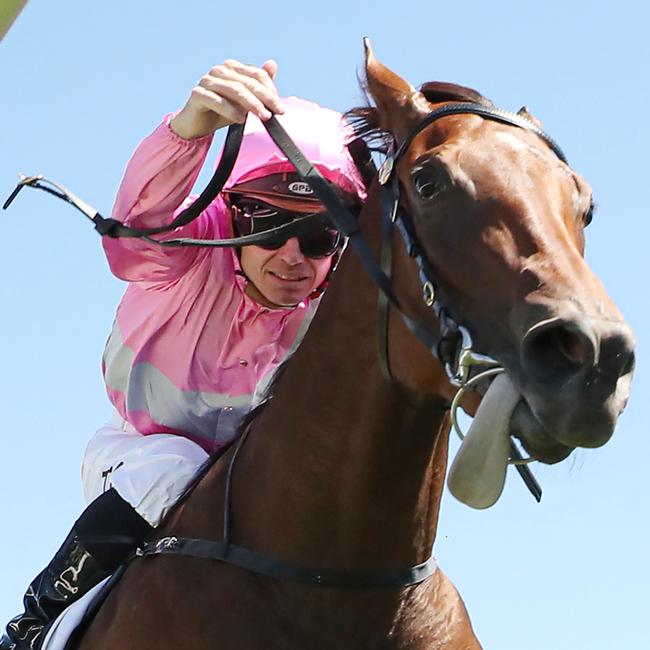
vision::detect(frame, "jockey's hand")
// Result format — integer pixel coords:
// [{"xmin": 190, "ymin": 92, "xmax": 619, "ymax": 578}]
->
[{"xmin": 170, "ymin": 59, "xmax": 285, "ymax": 139}]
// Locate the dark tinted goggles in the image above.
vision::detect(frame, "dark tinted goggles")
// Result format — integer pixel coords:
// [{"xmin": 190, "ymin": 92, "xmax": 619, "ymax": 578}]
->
[{"xmin": 231, "ymin": 200, "xmax": 342, "ymax": 259}]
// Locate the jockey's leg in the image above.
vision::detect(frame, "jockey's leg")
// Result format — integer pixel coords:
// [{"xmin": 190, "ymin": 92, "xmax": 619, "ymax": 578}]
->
[
  {"xmin": 1, "ymin": 413, "xmax": 208, "ymax": 650},
  {"xmin": 0, "ymin": 488, "xmax": 152, "ymax": 650},
  {"xmin": 80, "ymin": 412, "xmax": 210, "ymax": 528}
]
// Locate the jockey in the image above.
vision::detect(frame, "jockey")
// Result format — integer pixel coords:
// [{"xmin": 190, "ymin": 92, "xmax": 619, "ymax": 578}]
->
[{"xmin": 1, "ymin": 59, "xmax": 366, "ymax": 650}]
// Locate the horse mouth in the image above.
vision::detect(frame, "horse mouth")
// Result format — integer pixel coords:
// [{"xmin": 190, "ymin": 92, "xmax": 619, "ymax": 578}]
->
[
  {"xmin": 448, "ymin": 362, "xmax": 632, "ymax": 509},
  {"xmin": 508, "ymin": 358, "xmax": 634, "ymax": 462},
  {"xmin": 466, "ymin": 372, "xmax": 573, "ymax": 464},
  {"xmin": 509, "ymin": 399, "xmax": 573, "ymax": 464}
]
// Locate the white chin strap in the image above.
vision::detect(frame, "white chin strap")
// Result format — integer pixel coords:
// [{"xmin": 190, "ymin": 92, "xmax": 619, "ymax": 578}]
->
[{"xmin": 447, "ymin": 373, "xmax": 521, "ymax": 509}]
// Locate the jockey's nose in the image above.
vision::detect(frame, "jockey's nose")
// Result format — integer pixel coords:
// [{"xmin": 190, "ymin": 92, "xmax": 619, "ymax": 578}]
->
[{"xmin": 277, "ymin": 237, "xmax": 304, "ymax": 264}]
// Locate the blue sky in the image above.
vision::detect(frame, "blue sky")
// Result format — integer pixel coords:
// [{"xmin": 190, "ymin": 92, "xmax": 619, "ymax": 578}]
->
[{"xmin": 1, "ymin": 1, "xmax": 648, "ymax": 648}]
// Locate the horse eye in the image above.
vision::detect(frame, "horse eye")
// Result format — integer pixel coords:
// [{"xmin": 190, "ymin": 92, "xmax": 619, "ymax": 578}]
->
[
  {"xmin": 412, "ymin": 170, "xmax": 441, "ymax": 201},
  {"xmin": 584, "ymin": 202, "xmax": 595, "ymax": 227}
]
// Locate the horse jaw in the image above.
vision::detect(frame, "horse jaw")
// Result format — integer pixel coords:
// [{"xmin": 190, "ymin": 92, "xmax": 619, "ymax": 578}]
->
[{"xmin": 447, "ymin": 374, "xmax": 521, "ymax": 509}]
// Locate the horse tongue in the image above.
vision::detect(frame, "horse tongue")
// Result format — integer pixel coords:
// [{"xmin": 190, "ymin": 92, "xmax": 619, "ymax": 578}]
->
[{"xmin": 447, "ymin": 373, "xmax": 521, "ymax": 509}]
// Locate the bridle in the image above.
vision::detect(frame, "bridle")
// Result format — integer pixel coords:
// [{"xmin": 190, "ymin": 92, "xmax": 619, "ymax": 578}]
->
[
  {"xmin": 372, "ymin": 102, "xmax": 566, "ymax": 496},
  {"xmin": 4, "ymin": 100, "xmax": 566, "ymax": 587}
]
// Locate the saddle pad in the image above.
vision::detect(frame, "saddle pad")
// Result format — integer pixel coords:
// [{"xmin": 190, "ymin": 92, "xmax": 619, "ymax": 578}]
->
[{"xmin": 41, "ymin": 578, "xmax": 110, "ymax": 650}]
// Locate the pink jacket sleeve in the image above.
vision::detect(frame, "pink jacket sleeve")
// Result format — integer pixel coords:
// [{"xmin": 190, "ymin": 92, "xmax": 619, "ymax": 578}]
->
[{"xmin": 102, "ymin": 115, "xmax": 215, "ymax": 283}]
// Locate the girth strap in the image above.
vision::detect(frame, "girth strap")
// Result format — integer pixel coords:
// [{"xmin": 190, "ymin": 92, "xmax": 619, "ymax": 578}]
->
[{"xmin": 139, "ymin": 535, "xmax": 438, "ymax": 588}]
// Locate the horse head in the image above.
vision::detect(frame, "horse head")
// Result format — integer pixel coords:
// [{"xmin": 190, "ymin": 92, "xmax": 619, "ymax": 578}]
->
[{"xmin": 356, "ymin": 42, "xmax": 635, "ymax": 503}]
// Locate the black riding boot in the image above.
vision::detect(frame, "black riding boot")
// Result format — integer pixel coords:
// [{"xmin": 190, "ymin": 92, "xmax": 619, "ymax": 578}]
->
[{"xmin": 0, "ymin": 489, "xmax": 153, "ymax": 650}]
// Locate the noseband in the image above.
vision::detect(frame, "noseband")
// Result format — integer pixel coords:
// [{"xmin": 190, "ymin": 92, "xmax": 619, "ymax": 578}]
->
[{"xmin": 4, "ymin": 101, "xmax": 564, "ymax": 586}]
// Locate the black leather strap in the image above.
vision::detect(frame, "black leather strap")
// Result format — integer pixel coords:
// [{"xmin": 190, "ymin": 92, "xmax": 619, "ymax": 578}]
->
[
  {"xmin": 392, "ymin": 103, "xmax": 567, "ymax": 165},
  {"xmin": 139, "ymin": 536, "xmax": 438, "ymax": 588},
  {"xmin": 99, "ymin": 123, "xmax": 246, "ymax": 238},
  {"xmin": 377, "ymin": 184, "xmax": 395, "ymax": 383}
]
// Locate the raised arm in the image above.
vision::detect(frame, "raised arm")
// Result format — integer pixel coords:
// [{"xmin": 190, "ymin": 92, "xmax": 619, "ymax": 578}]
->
[{"xmin": 103, "ymin": 59, "xmax": 285, "ymax": 283}]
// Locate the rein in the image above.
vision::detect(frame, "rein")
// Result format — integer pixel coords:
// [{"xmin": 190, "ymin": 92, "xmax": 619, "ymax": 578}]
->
[{"xmin": 3, "ymin": 101, "xmax": 555, "ymax": 586}]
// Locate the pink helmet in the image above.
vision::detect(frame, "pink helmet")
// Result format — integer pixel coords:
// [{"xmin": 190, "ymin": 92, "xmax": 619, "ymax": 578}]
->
[{"xmin": 222, "ymin": 96, "xmax": 367, "ymax": 212}]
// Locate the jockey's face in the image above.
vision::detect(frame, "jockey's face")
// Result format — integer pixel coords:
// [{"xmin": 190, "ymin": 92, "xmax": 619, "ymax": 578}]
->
[{"xmin": 240, "ymin": 237, "xmax": 333, "ymax": 308}]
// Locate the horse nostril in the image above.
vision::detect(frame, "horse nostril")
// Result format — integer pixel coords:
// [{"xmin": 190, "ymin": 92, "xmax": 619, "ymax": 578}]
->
[
  {"xmin": 522, "ymin": 320, "xmax": 596, "ymax": 383},
  {"xmin": 553, "ymin": 327, "xmax": 587, "ymax": 365}
]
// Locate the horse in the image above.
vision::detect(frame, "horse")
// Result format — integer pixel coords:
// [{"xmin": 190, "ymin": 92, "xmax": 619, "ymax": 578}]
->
[{"xmin": 74, "ymin": 43, "xmax": 635, "ymax": 649}]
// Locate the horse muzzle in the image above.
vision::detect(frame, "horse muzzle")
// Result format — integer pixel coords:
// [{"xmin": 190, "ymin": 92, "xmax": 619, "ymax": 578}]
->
[{"xmin": 515, "ymin": 314, "xmax": 635, "ymax": 452}]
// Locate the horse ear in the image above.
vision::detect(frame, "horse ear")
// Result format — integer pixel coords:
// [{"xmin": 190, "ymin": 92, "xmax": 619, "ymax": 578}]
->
[
  {"xmin": 363, "ymin": 38, "xmax": 428, "ymax": 140},
  {"xmin": 517, "ymin": 105, "xmax": 544, "ymax": 129}
]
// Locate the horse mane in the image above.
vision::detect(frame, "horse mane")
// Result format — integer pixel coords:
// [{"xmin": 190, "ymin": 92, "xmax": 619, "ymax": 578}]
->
[{"xmin": 346, "ymin": 80, "xmax": 494, "ymax": 154}]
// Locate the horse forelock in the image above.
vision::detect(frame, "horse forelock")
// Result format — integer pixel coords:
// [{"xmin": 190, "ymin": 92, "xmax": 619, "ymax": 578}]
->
[{"xmin": 345, "ymin": 104, "xmax": 391, "ymax": 155}]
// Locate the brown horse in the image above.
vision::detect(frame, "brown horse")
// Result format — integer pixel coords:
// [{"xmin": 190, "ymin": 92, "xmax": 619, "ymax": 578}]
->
[{"xmin": 75, "ymin": 45, "xmax": 635, "ymax": 649}]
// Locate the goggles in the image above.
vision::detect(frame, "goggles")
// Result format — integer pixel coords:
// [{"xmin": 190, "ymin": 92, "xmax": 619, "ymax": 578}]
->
[{"xmin": 230, "ymin": 199, "xmax": 342, "ymax": 259}]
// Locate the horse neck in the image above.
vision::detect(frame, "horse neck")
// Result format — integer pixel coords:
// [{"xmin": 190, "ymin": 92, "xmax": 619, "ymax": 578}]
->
[{"xmin": 180, "ymin": 187, "xmax": 451, "ymax": 570}]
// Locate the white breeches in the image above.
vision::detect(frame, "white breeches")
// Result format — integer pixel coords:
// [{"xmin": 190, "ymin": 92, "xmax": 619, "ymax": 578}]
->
[{"xmin": 81, "ymin": 412, "xmax": 209, "ymax": 526}]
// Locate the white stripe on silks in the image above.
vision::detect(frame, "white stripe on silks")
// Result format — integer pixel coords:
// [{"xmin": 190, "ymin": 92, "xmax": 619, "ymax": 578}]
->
[
  {"xmin": 103, "ymin": 319, "xmax": 133, "ymax": 391},
  {"xmin": 103, "ymin": 322, "xmax": 252, "ymax": 444},
  {"xmin": 102, "ymin": 296, "xmax": 318, "ymax": 443}
]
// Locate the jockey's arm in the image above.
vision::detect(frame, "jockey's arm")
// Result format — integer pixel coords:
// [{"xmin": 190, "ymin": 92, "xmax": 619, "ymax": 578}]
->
[
  {"xmin": 101, "ymin": 117, "xmax": 215, "ymax": 283},
  {"xmin": 103, "ymin": 58, "xmax": 284, "ymax": 284}
]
